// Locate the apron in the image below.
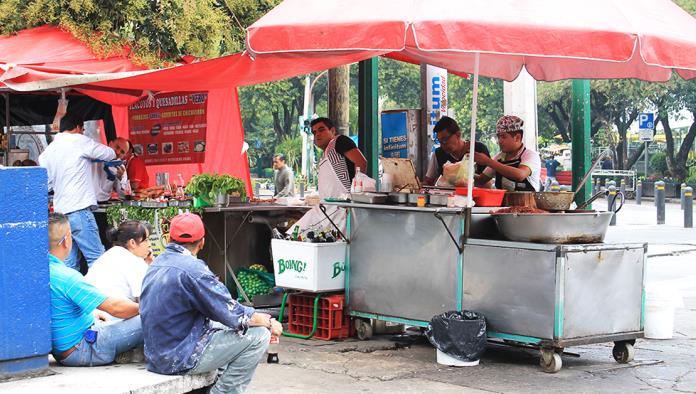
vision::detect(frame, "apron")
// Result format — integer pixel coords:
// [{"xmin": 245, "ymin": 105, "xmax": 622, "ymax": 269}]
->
[
  {"xmin": 289, "ymin": 137, "xmax": 348, "ymax": 236},
  {"xmin": 494, "ymin": 147, "xmax": 537, "ymax": 192}
]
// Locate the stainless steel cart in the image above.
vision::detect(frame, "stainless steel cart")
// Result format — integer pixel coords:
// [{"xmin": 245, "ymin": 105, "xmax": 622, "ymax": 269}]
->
[{"xmin": 328, "ymin": 201, "xmax": 646, "ymax": 372}]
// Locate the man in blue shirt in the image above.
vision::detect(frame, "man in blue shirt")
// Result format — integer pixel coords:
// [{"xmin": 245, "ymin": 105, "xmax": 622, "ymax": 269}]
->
[
  {"xmin": 544, "ymin": 155, "xmax": 561, "ymax": 191},
  {"xmin": 48, "ymin": 213, "xmax": 142, "ymax": 366},
  {"xmin": 140, "ymin": 213, "xmax": 282, "ymax": 394}
]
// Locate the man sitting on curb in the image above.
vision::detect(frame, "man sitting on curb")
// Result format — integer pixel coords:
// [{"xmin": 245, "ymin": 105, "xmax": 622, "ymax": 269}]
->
[
  {"xmin": 140, "ymin": 213, "xmax": 282, "ymax": 394},
  {"xmin": 48, "ymin": 213, "xmax": 143, "ymax": 366}
]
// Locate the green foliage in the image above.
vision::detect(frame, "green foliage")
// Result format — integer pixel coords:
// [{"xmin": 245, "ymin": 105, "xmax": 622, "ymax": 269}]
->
[
  {"xmin": 650, "ymin": 152, "xmax": 668, "ymax": 176},
  {"xmin": 274, "ymin": 135, "xmax": 303, "ymax": 172},
  {"xmin": 0, "ymin": 0, "xmax": 280, "ymax": 66},
  {"xmin": 105, "ymin": 205, "xmax": 187, "ymax": 228},
  {"xmin": 185, "ymin": 173, "xmax": 246, "ymax": 200}
]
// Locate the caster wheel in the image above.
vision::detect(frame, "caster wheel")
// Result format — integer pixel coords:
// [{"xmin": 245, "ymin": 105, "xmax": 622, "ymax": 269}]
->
[
  {"xmin": 356, "ymin": 319, "xmax": 373, "ymax": 341},
  {"xmin": 539, "ymin": 350, "xmax": 562, "ymax": 373},
  {"xmin": 613, "ymin": 342, "xmax": 635, "ymax": 364}
]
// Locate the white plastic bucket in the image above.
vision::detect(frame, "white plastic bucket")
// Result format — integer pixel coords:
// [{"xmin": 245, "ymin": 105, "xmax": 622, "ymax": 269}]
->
[
  {"xmin": 436, "ymin": 349, "xmax": 479, "ymax": 367},
  {"xmin": 644, "ymin": 286, "xmax": 681, "ymax": 339}
]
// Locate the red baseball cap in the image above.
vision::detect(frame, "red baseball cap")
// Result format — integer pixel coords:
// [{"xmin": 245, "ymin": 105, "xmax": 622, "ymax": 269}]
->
[{"xmin": 169, "ymin": 213, "xmax": 205, "ymax": 242}]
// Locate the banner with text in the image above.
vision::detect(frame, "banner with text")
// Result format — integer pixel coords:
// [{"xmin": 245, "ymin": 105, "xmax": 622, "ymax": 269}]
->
[{"xmin": 128, "ymin": 92, "xmax": 208, "ymax": 165}]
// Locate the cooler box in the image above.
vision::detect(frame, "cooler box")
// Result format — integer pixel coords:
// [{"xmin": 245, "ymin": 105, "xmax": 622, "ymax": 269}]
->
[{"xmin": 271, "ymin": 239, "xmax": 347, "ymax": 292}]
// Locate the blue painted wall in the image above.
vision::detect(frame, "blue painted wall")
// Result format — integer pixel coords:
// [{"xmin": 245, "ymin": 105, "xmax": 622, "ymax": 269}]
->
[{"xmin": 0, "ymin": 167, "xmax": 50, "ymax": 377}]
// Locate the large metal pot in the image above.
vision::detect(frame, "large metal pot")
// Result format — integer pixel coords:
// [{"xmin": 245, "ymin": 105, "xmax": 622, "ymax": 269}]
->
[{"xmin": 492, "ymin": 211, "xmax": 614, "ymax": 244}]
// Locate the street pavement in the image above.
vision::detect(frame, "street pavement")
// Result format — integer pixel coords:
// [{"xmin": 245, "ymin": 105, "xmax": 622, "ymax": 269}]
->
[{"xmin": 247, "ymin": 199, "xmax": 696, "ymax": 394}]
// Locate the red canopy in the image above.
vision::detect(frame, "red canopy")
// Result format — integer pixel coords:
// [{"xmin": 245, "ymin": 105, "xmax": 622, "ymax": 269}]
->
[
  {"xmin": 0, "ymin": 25, "xmax": 149, "ymax": 101},
  {"xmin": 246, "ymin": 0, "xmax": 696, "ymax": 82}
]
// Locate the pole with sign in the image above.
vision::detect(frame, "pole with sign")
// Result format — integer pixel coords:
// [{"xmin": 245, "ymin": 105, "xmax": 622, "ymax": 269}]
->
[{"xmin": 638, "ymin": 112, "xmax": 654, "ymax": 177}]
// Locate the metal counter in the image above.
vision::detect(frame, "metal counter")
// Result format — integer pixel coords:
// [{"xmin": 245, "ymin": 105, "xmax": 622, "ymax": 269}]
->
[{"xmin": 326, "ymin": 201, "xmax": 646, "ymax": 372}]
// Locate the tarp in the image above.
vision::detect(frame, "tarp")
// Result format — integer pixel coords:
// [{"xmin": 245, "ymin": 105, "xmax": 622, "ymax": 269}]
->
[
  {"xmin": 245, "ymin": 0, "xmax": 696, "ymax": 82},
  {"xmin": 1, "ymin": 26, "xmax": 250, "ymax": 193},
  {"xmin": 0, "ymin": 25, "xmax": 150, "ymax": 103}
]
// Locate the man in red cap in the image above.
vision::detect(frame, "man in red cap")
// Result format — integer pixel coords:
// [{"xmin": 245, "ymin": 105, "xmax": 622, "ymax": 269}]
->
[{"xmin": 140, "ymin": 213, "xmax": 282, "ymax": 394}]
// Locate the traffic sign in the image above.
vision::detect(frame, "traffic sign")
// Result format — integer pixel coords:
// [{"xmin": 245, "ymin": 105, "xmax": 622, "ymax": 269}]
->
[
  {"xmin": 639, "ymin": 128, "xmax": 653, "ymax": 142},
  {"xmin": 638, "ymin": 112, "xmax": 654, "ymax": 130},
  {"xmin": 638, "ymin": 112, "xmax": 654, "ymax": 142}
]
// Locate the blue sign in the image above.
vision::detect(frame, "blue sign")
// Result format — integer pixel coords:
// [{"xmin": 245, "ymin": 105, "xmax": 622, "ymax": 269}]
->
[
  {"xmin": 639, "ymin": 112, "xmax": 654, "ymax": 130},
  {"xmin": 381, "ymin": 112, "xmax": 408, "ymax": 158}
]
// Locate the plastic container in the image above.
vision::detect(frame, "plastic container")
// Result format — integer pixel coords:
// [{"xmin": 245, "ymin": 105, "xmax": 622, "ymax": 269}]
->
[
  {"xmin": 455, "ymin": 187, "xmax": 506, "ymax": 207},
  {"xmin": 644, "ymin": 286, "xmax": 682, "ymax": 339},
  {"xmin": 436, "ymin": 349, "xmax": 480, "ymax": 367},
  {"xmin": 271, "ymin": 239, "xmax": 347, "ymax": 292},
  {"xmin": 287, "ymin": 292, "xmax": 353, "ymax": 340}
]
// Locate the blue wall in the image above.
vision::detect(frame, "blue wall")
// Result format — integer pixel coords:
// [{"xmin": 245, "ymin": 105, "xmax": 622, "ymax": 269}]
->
[{"xmin": 0, "ymin": 167, "xmax": 50, "ymax": 377}]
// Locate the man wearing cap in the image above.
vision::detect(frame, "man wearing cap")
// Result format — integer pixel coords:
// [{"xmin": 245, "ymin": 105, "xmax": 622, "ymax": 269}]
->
[
  {"xmin": 474, "ymin": 115, "xmax": 541, "ymax": 192},
  {"xmin": 140, "ymin": 213, "xmax": 282, "ymax": 394}
]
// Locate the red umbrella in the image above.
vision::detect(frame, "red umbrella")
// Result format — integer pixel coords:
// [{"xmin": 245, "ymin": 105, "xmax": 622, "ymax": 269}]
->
[
  {"xmin": 247, "ymin": 0, "xmax": 696, "ymax": 82},
  {"xmin": 246, "ymin": 0, "xmax": 696, "ymax": 201}
]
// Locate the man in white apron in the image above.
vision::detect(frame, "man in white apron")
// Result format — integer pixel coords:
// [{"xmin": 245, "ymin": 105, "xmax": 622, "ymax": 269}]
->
[
  {"xmin": 290, "ymin": 117, "xmax": 367, "ymax": 236},
  {"xmin": 474, "ymin": 115, "xmax": 541, "ymax": 192}
]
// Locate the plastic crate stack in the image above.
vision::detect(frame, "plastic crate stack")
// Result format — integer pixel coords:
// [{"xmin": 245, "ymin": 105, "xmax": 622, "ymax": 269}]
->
[{"xmin": 287, "ymin": 292, "xmax": 353, "ymax": 340}]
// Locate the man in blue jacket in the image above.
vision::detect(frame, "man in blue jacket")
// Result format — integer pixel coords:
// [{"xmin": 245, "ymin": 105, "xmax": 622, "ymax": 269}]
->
[{"xmin": 140, "ymin": 213, "xmax": 282, "ymax": 394}]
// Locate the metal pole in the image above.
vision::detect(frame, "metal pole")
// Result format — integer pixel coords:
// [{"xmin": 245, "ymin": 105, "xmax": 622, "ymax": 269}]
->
[
  {"xmin": 571, "ymin": 80, "xmax": 592, "ymax": 206},
  {"xmin": 644, "ymin": 141, "xmax": 648, "ymax": 178},
  {"xmin": 680, "ymin": 183, "xmax": 686, "ymax": 210},
  {"xmin": 4, "ymin": 93, "xmax": 10, "ymax": 166},
  {"xmin": 685, "ymin": 187, "xmax": 693, "ymax": 228},
  {"xmin": 608, "ymin": 185, "xmax": 617, "ymax": 226},
  {"xmin": 358, "ymin": 58, "xmax": 379, "ymax": 179},
  {"xmin": 620, "ymin": 179, "xmax": 626, "ymax": 196},
  {"xmin": 636, "ymin": 180, "xmax": 642, "ymax": 205},
  {"xmin": 656, "ymin": 180, "xmax": 666, "ymax": 225}
]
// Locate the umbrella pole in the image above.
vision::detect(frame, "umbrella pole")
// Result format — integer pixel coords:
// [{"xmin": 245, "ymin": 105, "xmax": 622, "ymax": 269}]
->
[{"xmin": 466, "ymin": 53, "xmax": 480, "ymax": 207}]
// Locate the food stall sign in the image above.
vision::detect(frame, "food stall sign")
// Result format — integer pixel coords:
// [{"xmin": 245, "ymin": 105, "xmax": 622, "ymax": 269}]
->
[
  {"xmin": 638, "ymin": 112, "xmax": 654, "ymax": 142},
  {"xmin": 381, "ymin": 111, "xmax": 409, "ymax": 158},
  {"xmin": 128, "ymin": 92, "xmax": 208, "ymax": 165},
  {"xmin": 426, "ymin": 65, "xmax": 448, "ymax": 152}
]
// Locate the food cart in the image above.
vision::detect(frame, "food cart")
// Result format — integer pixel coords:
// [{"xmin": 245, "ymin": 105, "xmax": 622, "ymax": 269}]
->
[{"xmin": 325, "ymin": 200, "xmax": 646, "ymax": 373}]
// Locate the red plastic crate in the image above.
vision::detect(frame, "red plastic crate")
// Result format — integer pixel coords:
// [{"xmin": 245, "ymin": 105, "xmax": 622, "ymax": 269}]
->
[{"xmin": 287, "ymin": 292, "xmax": 353, "ymax": 340}]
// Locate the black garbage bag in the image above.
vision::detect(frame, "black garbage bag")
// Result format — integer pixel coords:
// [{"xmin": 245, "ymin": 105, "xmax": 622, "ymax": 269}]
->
[{"xmin": 425, "ymin": 310, "xmax": 486, "ymax": 362}]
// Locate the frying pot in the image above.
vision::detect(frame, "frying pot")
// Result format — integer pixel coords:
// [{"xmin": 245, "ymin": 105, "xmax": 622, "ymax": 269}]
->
[{"xmin": 492, "ymin": 211, "xmax": 614, "ymax": 244}]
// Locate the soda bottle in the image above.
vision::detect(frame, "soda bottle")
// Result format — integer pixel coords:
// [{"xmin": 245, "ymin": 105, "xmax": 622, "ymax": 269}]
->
[
  {"xmin": 267, "ymin": 335, "xmax": 279, "ymax": 364},
  {"xmin": 292, "ymin": 226, "xmax": 300, "ymax": 241}
]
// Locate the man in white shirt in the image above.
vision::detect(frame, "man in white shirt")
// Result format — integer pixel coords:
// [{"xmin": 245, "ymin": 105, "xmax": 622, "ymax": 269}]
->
[
  {"xmin": 39, "ymin": 113, "xmax": 116, "ymax": 271},
  {"xmin": 474, "ymin": 115, "xmax": 541, "ymax": 192}
]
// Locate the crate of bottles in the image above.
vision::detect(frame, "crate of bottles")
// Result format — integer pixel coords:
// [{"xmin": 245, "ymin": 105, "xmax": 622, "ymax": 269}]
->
[
  {"xmin": 288, "ymin": 292, "xmax": 353, "ymax": 340},
  {"xmin": 271, "ymin": 239, "xmax": 347, "ymax": 291}
]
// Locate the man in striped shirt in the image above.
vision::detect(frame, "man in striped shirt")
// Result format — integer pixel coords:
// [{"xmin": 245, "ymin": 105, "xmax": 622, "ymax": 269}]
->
[{"xmin": 48, "ymin": 213, "xmax": 143, "ymax": 366}]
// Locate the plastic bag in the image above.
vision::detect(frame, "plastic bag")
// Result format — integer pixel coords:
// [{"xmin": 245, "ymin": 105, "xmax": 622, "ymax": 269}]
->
[
  {"xmin": 236, "ymin": 267, "xmax": 275, "ymax": 301},
  {"xmin": 425, "ymin": 310, "xmax": 487, "ymax": 362},
  {"xmin": 354, "ymin": 171, "xmax": 377, "ymax": 192},
  {"xmin": 440, "ymin": 158, "xmax": 470, "ymax": 187}
]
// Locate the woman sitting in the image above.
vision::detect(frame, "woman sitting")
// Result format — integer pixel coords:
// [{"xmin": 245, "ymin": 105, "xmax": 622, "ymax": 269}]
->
[{"xmin": 85, "ymin": 220, "xmax": 152, "ymax": 304}]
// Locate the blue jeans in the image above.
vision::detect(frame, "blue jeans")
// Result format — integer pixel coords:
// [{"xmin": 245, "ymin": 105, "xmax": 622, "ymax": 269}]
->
[
  {"xmin": 59, "ymin": 316, "xmax": 143, "ymax": 367},
  {"xmin": 65, "ymin": 208, "xmax": 105, "ymax": 271},
  {"xmin": 187, "ymin": 327, "xmax": 270, "ymax": 394}
]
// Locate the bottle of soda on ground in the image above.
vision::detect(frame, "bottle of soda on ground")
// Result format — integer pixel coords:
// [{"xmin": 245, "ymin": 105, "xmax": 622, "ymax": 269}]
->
[{"xmin": 267, "ymin": 335, "xmax": 279, "ymax": 364}]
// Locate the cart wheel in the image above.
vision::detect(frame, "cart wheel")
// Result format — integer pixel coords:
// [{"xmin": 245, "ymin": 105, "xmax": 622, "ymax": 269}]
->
[
  {"xmin": 612, "ymin": 342, "xmax": 635, "ymax": 364},
  {"xmin": 539, "ymin": 349, "xmax": 562, "ymax": 373},
  {"xmin": 356, "ymin": 319, "xmax": 373, "ymax": 341}
]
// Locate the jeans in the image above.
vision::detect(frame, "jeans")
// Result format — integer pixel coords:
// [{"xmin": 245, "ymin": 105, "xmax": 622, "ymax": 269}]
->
[
  {"xmin": 187, "ymin": 327, "xmax": 270, "ymax": 394},
  {"xmin": 65, "ymin": 208, "xmax": 105, "ymax": 271},
  {"xmin": 59, "ymin": 316, "xmax": 143, "ymax": 367}
]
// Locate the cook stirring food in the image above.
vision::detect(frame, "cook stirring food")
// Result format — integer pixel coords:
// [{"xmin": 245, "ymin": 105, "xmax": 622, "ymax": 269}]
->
[{"xmin": 474, "ymin": 115, "xmax": 541, "ymax": 192}]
